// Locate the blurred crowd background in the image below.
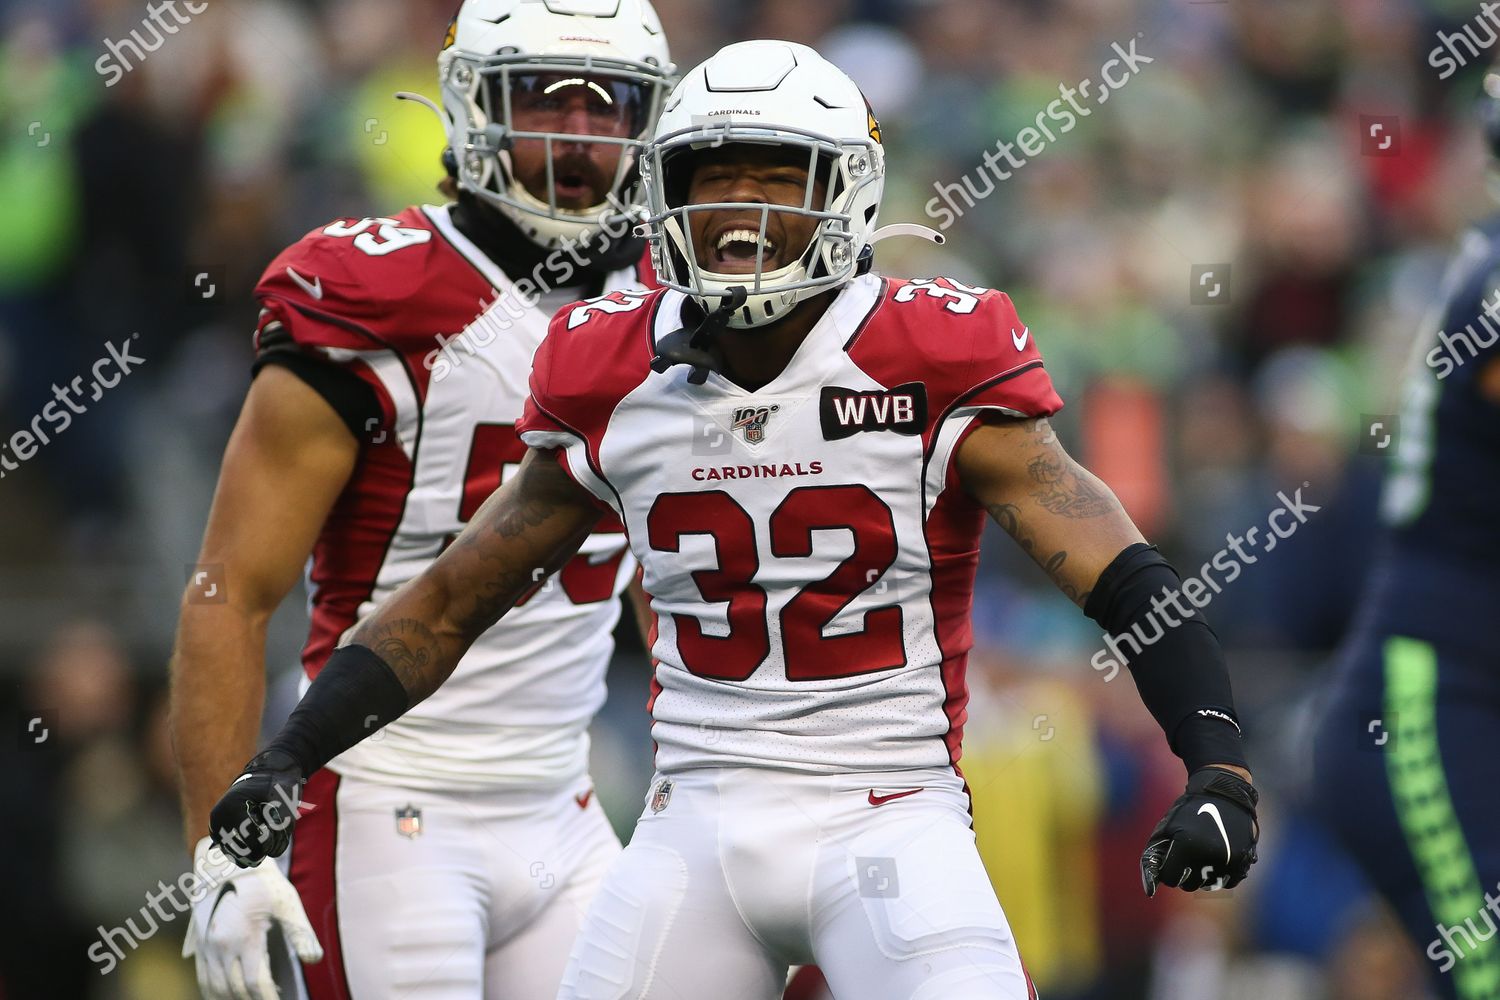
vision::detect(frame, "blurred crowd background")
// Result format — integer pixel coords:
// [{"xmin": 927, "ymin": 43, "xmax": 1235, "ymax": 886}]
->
[{"xmin": 1, "ymin": 0, "xmax": 1492, "ymax": 997}]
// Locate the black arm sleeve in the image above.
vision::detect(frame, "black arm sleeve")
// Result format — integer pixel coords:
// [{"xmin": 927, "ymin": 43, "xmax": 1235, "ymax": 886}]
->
[
  {"xmin": 1084, "ymin": 543, "xmax": 1248, "ymax": 773},
  {"xmin": 253, "ymin": 347, "xmax": 381, "ymax": 443},
  {"xmin": 265, "ymin": 644, "xmax": 409, "ymax": 775}
]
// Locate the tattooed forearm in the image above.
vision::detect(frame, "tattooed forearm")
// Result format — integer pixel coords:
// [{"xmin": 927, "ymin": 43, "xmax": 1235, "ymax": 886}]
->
[
  {"xmin": 459, "ymin": 449, "xmax": 583, "ymax": 547},
  {"xmin": 986, "ymin": 501, "xmax": 1092, "ymax": 607},
  {"xmin": 348, "ymin": 448, "xmax": 603, "ymax": 705},
  {"xmin": 1026, "ymin": 453, "xmax": 1115, "ymax": 519},
  {"xmin": 356, "ymin": 617, "xmax": 442, "ymax": 698},
  {"xmin": 451, "ymin": 557, "xmax": 563, "ymax": 640}
]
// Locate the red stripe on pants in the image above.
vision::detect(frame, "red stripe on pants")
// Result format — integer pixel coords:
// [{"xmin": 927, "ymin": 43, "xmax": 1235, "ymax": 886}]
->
[
  {"xmin": 783, "ymin": 966, "xmax": 828, "ymax": 1000},
  {"xmin": 289, "ymin": 768, "xmax": 353, "ymax": 1000},
  {"xmin": 1022, "ymin": 956, "xmax": 1038, "ymax": 999}
]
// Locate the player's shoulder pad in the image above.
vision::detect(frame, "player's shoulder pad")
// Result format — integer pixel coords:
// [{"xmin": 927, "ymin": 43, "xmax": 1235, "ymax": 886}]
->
[
  {"xmin": 529, "ymin": 286, "xmax": 665, "ymax": 428},
  {"xmin": 254, "ymin": 207, "xmax": 457, "ymax": 352},
  {"xmin": 854, "ymin": 276, "xmax": 1062, "ymax": 419}
]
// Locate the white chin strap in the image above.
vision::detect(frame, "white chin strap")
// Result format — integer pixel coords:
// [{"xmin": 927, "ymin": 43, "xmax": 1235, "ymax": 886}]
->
[
  {"xmin": 503, "ymin": 182, "xmax": 614, "ymax": 246},
  {"xmin": 700, "ymin": 260, "xmax": 809, "ymax": 330}
]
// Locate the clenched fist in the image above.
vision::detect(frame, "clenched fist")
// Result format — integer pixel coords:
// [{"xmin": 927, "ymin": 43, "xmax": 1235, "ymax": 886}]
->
[
  {"xmin": 1140, "ymin": 766, "xmax": 1258, "ymax": 896},
  {"xmin": 209, "ymin": 749, "xmax": 305, "ymax": 869}
]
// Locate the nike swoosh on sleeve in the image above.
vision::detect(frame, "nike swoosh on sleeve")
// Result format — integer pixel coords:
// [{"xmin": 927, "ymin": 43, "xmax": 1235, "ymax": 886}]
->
[{"xmin": 285, "ymin": 266, "xmax": 324, "ymax": 300}]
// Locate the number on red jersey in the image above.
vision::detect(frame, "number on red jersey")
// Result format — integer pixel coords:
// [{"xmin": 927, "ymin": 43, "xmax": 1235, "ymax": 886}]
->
[
  {"xmin": 891, "ymin": 277, "xmax": 989, "ymax": 315},
  {"xmin": 567, "ymin": 290, "xmax": 654, "ymax": 330},
  {"xmin": 322, "ymin": 217, "xmax": 433, "ymax": 257}
]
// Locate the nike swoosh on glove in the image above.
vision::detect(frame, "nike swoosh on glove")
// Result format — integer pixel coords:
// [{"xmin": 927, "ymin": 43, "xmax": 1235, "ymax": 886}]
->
[
  {"xmin": 1140, "ymin": 766, "xmax": 1259, "ymax": 896},
  {"xmin": 210, "ymin": 749, "xmax": 305, "ymax": 869},
  {"xmin": 184, "ymin": 837, "xmax": 323, "ymax": 1000}
]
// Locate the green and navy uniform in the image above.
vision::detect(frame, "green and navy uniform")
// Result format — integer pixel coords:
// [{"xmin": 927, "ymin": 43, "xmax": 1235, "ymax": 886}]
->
[{"xmin": 1316, "ymin": 216, "xmax": 1500, "ymax": 1000}]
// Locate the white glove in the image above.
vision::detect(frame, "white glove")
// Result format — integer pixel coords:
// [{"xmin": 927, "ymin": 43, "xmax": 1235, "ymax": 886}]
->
[{"xmin": 183, "ymin": 836, "xmax": 324, "ymax": 1000}]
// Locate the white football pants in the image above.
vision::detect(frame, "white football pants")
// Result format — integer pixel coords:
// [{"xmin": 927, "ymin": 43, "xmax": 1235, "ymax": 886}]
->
[
  {"xmin": 558, "ymin": 766, "xmax": 1036, "ymax": 1000},
  {"xmin": 287, "ymin": 767, "xmax": 621, "ymax": 1000}
]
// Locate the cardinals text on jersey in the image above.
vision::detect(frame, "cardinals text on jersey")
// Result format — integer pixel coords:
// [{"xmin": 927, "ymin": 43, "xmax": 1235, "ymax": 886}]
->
[
  {"xmin": 518, "ymin": 273, "xmax": 1062, "ymax": 773},
  {"xmin": 254, "ymin": 203, "xmax": 653, "ymax": 791}
]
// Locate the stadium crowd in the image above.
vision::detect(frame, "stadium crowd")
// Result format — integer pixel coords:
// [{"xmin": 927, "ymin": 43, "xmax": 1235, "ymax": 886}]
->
[{"xmin": 0, "ymin": 0, "xmax": 1486, "ymax": 997}]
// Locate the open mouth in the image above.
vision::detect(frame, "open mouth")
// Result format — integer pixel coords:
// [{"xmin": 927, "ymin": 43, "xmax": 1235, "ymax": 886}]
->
[
  {"xmin": 552, "ymin": 172, "xmax": 596, "ymax": 208},
  {"xmin": 710, "ymin": 227, "xmax": 779, "ymax": 273}
]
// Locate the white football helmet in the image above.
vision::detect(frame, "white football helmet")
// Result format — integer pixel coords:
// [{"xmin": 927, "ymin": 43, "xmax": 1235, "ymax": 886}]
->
[
  {"xmin": 437, "ymin": 0, "xmax": 674, "ymax": 249},
  {"xmin": 641, "ymin": 40, "xmax": 888, "ymax": 329}
]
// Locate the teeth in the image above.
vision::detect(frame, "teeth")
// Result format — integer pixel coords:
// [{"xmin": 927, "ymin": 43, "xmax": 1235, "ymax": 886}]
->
[{"xmin": 716, "ymin": 229, "xmax": 775, "ymax": 253}]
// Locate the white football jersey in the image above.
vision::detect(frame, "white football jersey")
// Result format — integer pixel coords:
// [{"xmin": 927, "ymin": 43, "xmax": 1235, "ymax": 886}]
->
[
  {"xmin": 519, "ymin": 273, "xmax": 1062, "ymax": 774},
  {"xmin": 255, "ymin": 203, "xmax": 655, "ymax": 791}
]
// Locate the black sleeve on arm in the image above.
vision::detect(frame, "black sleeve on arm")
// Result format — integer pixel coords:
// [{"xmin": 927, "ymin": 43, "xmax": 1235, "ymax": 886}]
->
[
  {"xmin": 253, "ymin": 347, "xmax": 381, "ymax": 442},
  {"xmin": 1084, "ymin": 543, "xmax": 1248, "ymax": 773},
  {"xmin": 265, "ymin": 645, "xmax": 409, "ymax": 776}
]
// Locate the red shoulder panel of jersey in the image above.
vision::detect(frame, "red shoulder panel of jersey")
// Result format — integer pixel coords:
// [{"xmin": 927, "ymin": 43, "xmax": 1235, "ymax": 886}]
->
[
  {"xmin": 634, "ymin": 244, "xmax": 663, "ymax": 291},
  {"xmin": 254, "ymin": 206, "xmax": 495, "ymax": 356},
  {"xmin": 848, "ymin": 277, "xmax": 1063, "ymax": 446},
  {"xmin": 518, "ymin": 288, "xmax": 662, "ymax": 466}
]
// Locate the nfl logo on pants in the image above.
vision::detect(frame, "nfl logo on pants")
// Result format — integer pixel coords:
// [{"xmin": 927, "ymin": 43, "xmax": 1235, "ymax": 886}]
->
[
  {"xmin": 395, "ymin": 804, "xmax": 423, "ymax": 838},
  {"xmin": 650, "ymin": 779, "xmax": 673, "ymax": 813}
]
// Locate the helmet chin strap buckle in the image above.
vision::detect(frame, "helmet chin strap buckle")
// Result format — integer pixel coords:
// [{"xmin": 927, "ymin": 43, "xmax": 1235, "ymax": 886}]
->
[{"xmin": 651, "ymin": 286, "xmax": 748, "ymax": 385}]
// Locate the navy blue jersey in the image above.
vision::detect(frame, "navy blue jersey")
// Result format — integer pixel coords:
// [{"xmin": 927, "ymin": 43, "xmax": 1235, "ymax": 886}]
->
[{"xmin": 1366, "ymin": 214, "xmax": 1500, "ymax": 654}]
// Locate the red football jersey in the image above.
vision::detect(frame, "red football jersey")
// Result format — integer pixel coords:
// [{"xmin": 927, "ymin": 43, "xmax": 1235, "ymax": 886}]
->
[{"xmin": 254, "ymin": 204, "xmax": 655, "ymax": 790}]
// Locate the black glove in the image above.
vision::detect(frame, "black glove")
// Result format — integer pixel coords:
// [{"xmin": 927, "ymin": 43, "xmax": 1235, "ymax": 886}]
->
[
  {"xmin": 1140, "ymin": 767, "xmax": 1258, "ymax": 896},
  {"xmin": 209, "ymin": 749, "xmax": 305, "ymax": 870}
]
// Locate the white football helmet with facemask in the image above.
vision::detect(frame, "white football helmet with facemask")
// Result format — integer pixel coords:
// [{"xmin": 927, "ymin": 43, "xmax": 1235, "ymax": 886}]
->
[
  {"xmin": 436, "ymin": 0, "xmax": 673, "ymax": 249},
  {"xmin": 642, "ymin": 40, "xmax": 922, "ymax": 330}
]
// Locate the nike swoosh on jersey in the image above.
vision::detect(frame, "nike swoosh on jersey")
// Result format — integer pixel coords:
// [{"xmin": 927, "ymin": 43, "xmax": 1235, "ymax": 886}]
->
[
  {"xmin": 867, "ymin": 788, "xmax": 923, "ymax": 807},
  {"xmin": 285, "ymin": 266, "xmax": 323, "ymax": 300},
  {"xmin": 1011, "ymin": 326, "xmax": 1030, "ymax": 351},
  {"xmin": 1198, "ymin": 802, "xmax": 1232, "ymax": 863},
  {"xmin": 575, "ymin": 789, "xmax": 593, "ymax": 809}
]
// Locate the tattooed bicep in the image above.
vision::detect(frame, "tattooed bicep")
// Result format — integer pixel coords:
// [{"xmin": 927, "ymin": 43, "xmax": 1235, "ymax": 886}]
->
[
  {"xmin": 1024, "ymin": 452, "xmax": 1115, "ymax": 519},
  {"xmin": 960, "ymin": 415, "xmax": 1139, "ymax": 608}
]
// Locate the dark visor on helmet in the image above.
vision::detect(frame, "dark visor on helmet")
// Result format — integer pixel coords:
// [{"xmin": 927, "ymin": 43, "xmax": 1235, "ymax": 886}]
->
[{"xmin": 483, "ymin": 71, "xmax": 651, "ymax": 141}]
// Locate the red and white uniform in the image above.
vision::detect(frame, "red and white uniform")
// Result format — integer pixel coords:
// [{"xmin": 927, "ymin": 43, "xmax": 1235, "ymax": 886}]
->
[
  {"xmin": 518, "ymin": 273, "xmax": 1057, "ymax": 999},
  {"xmin": 253, "ymin": 203, "xmax": 651, "ymax": 1000}
]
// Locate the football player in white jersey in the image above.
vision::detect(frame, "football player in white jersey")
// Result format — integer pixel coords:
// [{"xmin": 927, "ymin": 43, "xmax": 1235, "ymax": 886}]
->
[
  {"xmin": 205, "ymin": 40, "xmax": 1260, "ymax": 1000},
  {"xmin": 168, "ymin": 3, "xmax": 671, "ymax": 999}
]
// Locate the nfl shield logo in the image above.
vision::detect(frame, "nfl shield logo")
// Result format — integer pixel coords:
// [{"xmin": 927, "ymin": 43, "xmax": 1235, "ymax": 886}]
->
[
  {"xmin": 395, "ymin": 804, "xmax": 423, "ymax": 839},
  {"xmin": 731, "ymin": 405, "xmax": 777, "ymax": 444},
  {"xmin": 649, "ymin": 778, "xmax": 674, "ymax": 813}
]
